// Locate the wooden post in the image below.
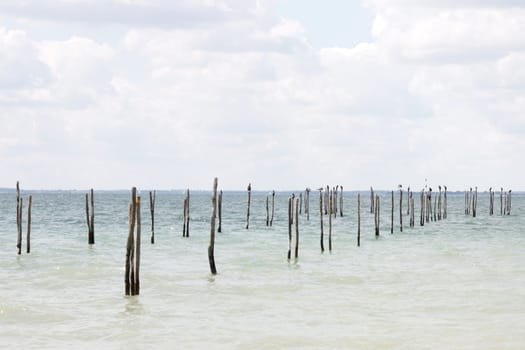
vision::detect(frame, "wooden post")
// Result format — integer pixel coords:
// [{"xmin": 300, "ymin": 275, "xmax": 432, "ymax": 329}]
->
[
  {"xmin": 134, "ymin": 196, "xmax": 141, "ymax": 295},
  {"xmin": 507, "ymin": 190, "xmax": 512, "ymax": 215},
  {"xmin": 182, "ymin": 196, "xmax": 187, "ymax": 237},
  {"xmin": 270, "ymin": 190, "xmax": 275, "ymax": 227},
  {"xmin": 294, "ymin": 197, "xmax": 299, "ymax": 259},
  {"xmin": 339, "ymin": 185, "xmax": 343, "ymax": 217},
  {"xmin": 245, "ymin": 183, "xmax": 251, "ymax": 229},
  {"xmin": 410, "ymin": 197, "xmax": 415, "ymax": 228},
  {"xmin": 443, "ymin": 186, "xmax": 447, "ymax": 219},
  {"xmin": 218, "ymin": 190, "xmax": 223, "ymax": 233},
  {"xmin": 17, "ymin": 196, "xmax": 23, "ymax": 255},
  {"xmin": 489, "ymin": 187, "xmax": 493, "ymax": 216},
  {"xmin": 390, "ymin": 190, "xmax": 394, "ymax": 234},
  {"xmin": 125, "ymin": 187, "xmax": 137, "ymax": 296},
  {"xmin": 374, "ymin": 194, "xmax": 380, "ymax": 237},
  {"xmin": 399, "ymin": 187, "xmax": 403, "ymax": 232},
  {"xmin": 324, "ymin": 185, "xmax": 329, "ymax": 215},
  {"xmin": 287, "ymin": 196, "xmax": 292, "ymax": 260},
  {"xmin": 86, "ymin": 189, "xmax": 95, "ymax": 245},
  {"xmin": 305, "ymin": 188, "xmax": 310, "ymax": 221},
  {"xmin": 149, "ymin": 190, "xmax": 156, "ymax": 244},
  {"xmin": 433, "ymin": 194, "xmax": 437, "ymax": 221},
  {"xmin": 208, "ymin": 178, "xmax": 218, "ymax": 275},
  {"xmin": 319, "ymin": 188, "xmax": 324, "ymax": 252},
  {"xmin": 426, "ymin": 189, "xmax": 431, "ymax": 223},
  {"xmin": 357, "ymin": 193, "xmax": 361, "ymax": 247},
  {"xmin": 407, "ymin": 186, "xmax": 411, "ymax": 215},
  {"xmin": 183, "ymin": 189, "xmax": 190, "ymax": 237},
  {"xmin": 328, "ymin": 190, "xmax": 332, "ymax": 252},
  {"xmin": 299, "ymin": 192, "xmax": 303, "ymax": 215},
  {"xmin": 26, "ymin": 195, "xmax": 32, "ymax": 254},
  {"xmin": 438, "ymin": 186, "xmax": 442, "ymax": 220},
  {"xmin": 472, "ymin": 187, "xmax": 478, "ymax": 218},
  {"xmin": 420, "ymin": 190, "xmax": 425, "ymax": 226},
  {"xmin": 500, "ymin": 187, "xmax": 503, "ymax": 216},
  {"xmin": 333, "ymin": 186, "xmax": 338, "ymax": 218}
]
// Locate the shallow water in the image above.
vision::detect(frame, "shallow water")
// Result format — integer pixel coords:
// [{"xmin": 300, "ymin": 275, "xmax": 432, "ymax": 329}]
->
[{"xmin": 1, "ymin": 190, "xmax": 524, "ymax": 349}]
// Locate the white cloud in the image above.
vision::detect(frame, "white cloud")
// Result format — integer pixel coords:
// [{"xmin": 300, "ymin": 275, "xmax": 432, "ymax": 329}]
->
[{"xmin": 1, "ymin": 1, "xmax": 525, "ymax": 190}]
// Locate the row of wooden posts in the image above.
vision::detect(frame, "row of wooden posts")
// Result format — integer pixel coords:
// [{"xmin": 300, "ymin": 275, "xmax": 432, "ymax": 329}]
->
[{"xmin": 12, "ymin": 180, "xmax": 514, "ymax": 296}]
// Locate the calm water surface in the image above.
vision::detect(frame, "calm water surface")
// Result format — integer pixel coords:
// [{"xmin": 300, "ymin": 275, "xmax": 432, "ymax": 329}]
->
[{"xmin": 1, "ymin": 190, "xmax": 524, "ymax": 349}]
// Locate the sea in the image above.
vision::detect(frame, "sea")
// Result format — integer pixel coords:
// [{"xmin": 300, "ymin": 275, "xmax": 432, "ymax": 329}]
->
[{"xmin": 0, "ymin": 189, "xmax": 524, "ymax": 349}]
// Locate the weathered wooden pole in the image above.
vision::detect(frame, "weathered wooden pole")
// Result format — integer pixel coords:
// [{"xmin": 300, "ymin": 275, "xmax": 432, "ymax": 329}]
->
[
  {"xmin": 410, "ymin": 196, "xmax": 415, "ymax": 228},
  {"xmin": 324, "ymin": 185, "xmax": 329, "ymax": 215},
  {"xmin": 305, "ymin": 188, "xmax": 310, "ymax": 221},
  {"xmin": 17, "ymin": 196, "xmax": 23, "ymax": 255},
  {"xmin": 339, "ymin": 185, "xmax": 343, "ymax": 217},
  {"xmin": 472, "ymin": 187, "xmax": 478, "ymax": 218},
  {"xmin": 333, "ymin": 185, "xmax": 338, "ymax": 218},
  {"xmin": 426, "ymin": 189, "xmax": 431, "ymax": 223},
  {"xmin": 86, "ymin": 189, "xmax": 95, "ymax": 245},
  {"xmin": 407, "ymin": 186, "xmax": 411, "ymax": 215},
  {"xmin": 294, "ymin": 197, "xmax": 299, "ymax": 259},
  {"xmin": 290, "ymin": 193, "xmax": 295, "ymax": 225},
  {"xmin": 390, "ymin": 190, "xmax": 394, "ymax": 234},
  {"xmin": 438, "ymin": 186, "xmax": 442, "ymax": 220},
  {"xmin": 287, "ymin": 196, "xmax": 292, "ymax": 260},
  {"xmin": 218, "ymin": 190, "xmax": 223, "ymax": 233},
  {"xmin": 399, "ymin": 186, "xmax": 403, "ymax": 232},
  {"xmin": 500, "ymin": 187, "xmax": 503, "ymax": 216},
  {"xmin": 507, "ymin": 190, "xmax": 512, "ymax": 215},
  {"xmin": 319, "ymin": 188, "xmax": 324, "ymax": 252},
  {"xmin": 443, "ymin": 186, "xmax": 448, "ymax": 219},
  {"xmin": 208, "ymin": 178, "xmax": 218, "ymax": 275},
  {"xmin": 299, "ymin": 192, "xmax": 303, "ymax": 215},
  {"xmin": 374, "ymin": 194, "xmax": 380, "ymax": 237},
  {"xmin": 182, "ymin": 196, "xmax": 188, "ymax": 237},
  {"xmin": 125, "ymin": 187, "xmax": 137, "ymax": 296},
  {"xmin": 149, "ymin": 190, "xmax": 156, "ymax": 244},
  {"xmin": 357, "ymin": 193, "xmax": 361, "ymax": 247},
  {"xmin": 420, "ymin": 190, "xmax": 425, "ymax": 226},
  {"xmin": 328, "ymin": 190, "xmax": 333, "ymax": 252},
  {"xmin": 16, "ymin": 181, "xmax": 21, "ymax": 255},
  {"xmin": 133, "ymin": 196, "xmax": 141, "ymax": 295},
  {"xmin": 270, "ymin": 190, "xmax": 275, "ymax": 226},
  {"xmin": 489, "ymin": 187, "xmax": 493, "ymax": 215},
  {"xmin": 26, "ymin": 195, "xmax": 32, "ymax": 254},
  {"xmin": 183, "ymin": 189, "xmax": 190, "ymax": 237},
  {"xmin": 245, "ymin": 183, "xmax": 251, "ymax": 229}
]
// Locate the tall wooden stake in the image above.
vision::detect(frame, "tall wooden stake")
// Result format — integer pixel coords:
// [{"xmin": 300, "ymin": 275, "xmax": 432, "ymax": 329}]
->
[
  {"xmin": 125, "ymin": 187, "xmax": 137, "ymax": 296},
  {"xmin": 218, "ymin": 190, "xmax": 223, "ymax": 233},
  {"xmin": 134, "ymin": 196, "xmax": 141, "ymax": 295},
  {"xmin": 26, "ymin": 195, "xmax": 32, "ymax": 254},
  {"xmin": 86, "ymin": 189, "xmax": 95, "ymax": 245},
  {"xmin": 270, "ymin": 190, "xmax": 275, "ymax": 226},
  {"xmin": 390, "ymin": 190, "xmax": 394, "ymax": 234},
  {"xmin": 339, "ymin": 185, "xmax": 343, "ymax": 217},
  {"xmin": 208, "ymin": 178, "xmax": 218, "ymax": 275},
  {"xmin": 294, "ymin": 198, "xmax": 299, "ymax": 259},
  {"xmin": 287, "ymin": 197, "xmax": 292, "ymax": 260},
  {"xmin": 374, "ymin": 194, "xmax": 380, "ymax": 237},
  {"xmin": 399, "ymin": 187, "xmax": 403, "ymax": 232},
  {"xmin": 245, "ymin": 183, "xmax": 251, "ymax": 229},
  {"xmin": 328, "ymin": 190, "xmax": 332, "ymax": 252},
  {"xmin": 357, "ymin": 193, "xmax": 361, "ymax": 247},
  {"xmin": 149, "ymin": 190, "xmax": 156, "ymax": 244},
  {"xmin": 319, "ymin": 188, "xmax": 324, "ymax": 252}
]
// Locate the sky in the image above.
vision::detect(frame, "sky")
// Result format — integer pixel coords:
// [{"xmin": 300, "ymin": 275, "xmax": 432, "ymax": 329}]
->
[{"xmin": 1, "ymin": 0, "xmax": 524, "ymax": 191}]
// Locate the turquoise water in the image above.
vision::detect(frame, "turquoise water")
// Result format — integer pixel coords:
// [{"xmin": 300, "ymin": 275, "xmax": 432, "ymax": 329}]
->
[{"xmin": 1, "ymin": 189, "xmax": 524, "ymax": 349}]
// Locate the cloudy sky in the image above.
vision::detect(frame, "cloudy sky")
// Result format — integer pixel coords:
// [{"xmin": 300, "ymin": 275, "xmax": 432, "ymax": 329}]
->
[{"xmin": 1, "ymin": 0, "xmax": 524, "ymax": 191}]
